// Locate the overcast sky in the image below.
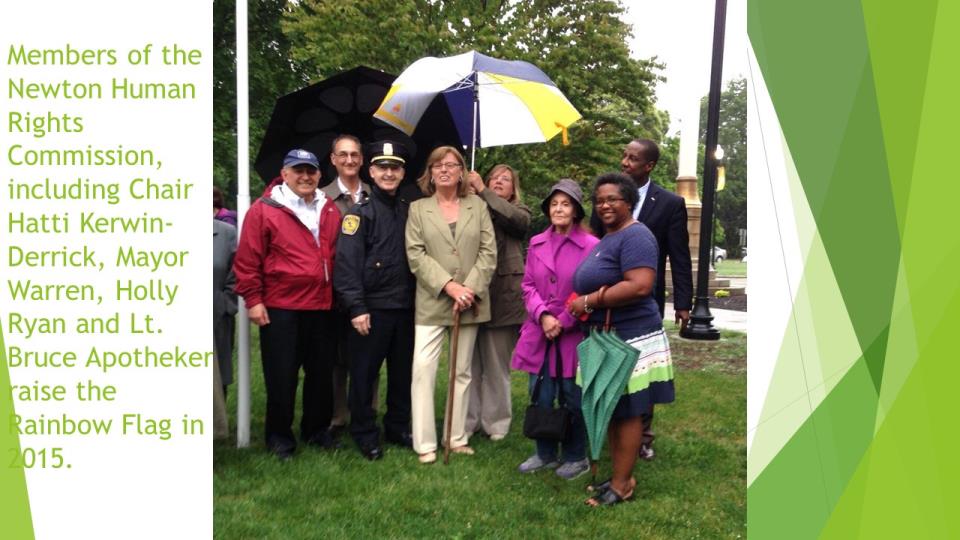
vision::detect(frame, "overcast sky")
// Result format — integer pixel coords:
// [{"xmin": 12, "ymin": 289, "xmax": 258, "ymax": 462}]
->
[{"xmin": 623, "ymin": 0, "xmax": 747, "ymax": 135}]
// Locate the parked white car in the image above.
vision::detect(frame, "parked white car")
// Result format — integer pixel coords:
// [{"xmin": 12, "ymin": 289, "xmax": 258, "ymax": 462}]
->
[{"xmin": 712, "ymin": 246, "xmax": 727, "ymax": 263}]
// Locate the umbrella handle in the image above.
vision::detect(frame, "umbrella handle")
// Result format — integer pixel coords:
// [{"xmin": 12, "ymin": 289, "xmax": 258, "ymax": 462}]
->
[{"xmin": 470, "ymin": 91, "xmax": 478, "ymax": 171}]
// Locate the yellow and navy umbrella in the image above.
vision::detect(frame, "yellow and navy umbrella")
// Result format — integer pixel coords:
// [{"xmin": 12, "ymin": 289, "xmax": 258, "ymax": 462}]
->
[{"xmin": 374, "ymin": 51, "xmax": 581, "ymax": 165}]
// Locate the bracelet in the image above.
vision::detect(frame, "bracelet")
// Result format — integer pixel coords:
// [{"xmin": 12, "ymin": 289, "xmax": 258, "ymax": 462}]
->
[{"xmin": 583, "ymin": 295, "xmax": 594, "ymax": 314}]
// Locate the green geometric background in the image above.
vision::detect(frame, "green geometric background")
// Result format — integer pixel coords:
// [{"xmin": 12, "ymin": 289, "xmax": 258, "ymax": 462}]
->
[
  {"xmin": 748, "ymin": 0, "xmax": 960, "ymax": 537},
  {"xmin": 0, "ymin": 327, "xmax": 35, "ymax": 538}
]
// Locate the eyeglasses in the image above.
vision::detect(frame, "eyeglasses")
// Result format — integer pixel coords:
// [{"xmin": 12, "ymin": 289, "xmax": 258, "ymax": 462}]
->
[
  {"xmin": 431, "ymin": 162, "xmax": 462, "ymax": 170},
  {"xmin": 334, "ymin": 152, "xmax": 361, "ymax": 160},
  {"xmin": 593, "ymin": 196, "xmax": 626, "ymax": 207}
]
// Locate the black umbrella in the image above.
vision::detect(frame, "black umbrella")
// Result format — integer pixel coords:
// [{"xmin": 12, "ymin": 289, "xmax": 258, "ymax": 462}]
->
[{"xmin": 254, "ymin": 66, "xmax": 462, "ymax": 186}]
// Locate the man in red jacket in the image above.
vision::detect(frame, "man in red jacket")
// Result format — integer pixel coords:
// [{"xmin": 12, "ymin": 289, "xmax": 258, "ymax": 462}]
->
[{"xmin": 234, "ymin": 149, "xmax": 342, "ymax": 460}]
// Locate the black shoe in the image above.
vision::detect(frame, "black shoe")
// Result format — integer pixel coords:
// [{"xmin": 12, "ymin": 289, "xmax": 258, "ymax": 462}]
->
[
  {"xmin": 271, "ymin": 447, "xmax": 295, "ymax": 461},
  {"xmin": 385, "ymin": 431, "xmax": 413, "ymax": 448},
  {"xmin": 360, "ymin": 445, "xmax": 383, "ymax": 461},
  {"xmin": 305, "ymin": 431, "xmax": 342, "ymax": 450},
  {"xmin": 329, "ymin": 424, "xmax": 346, "ymax": 439}
]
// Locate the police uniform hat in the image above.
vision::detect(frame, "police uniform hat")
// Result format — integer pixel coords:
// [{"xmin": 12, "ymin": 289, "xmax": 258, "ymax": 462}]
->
[{"xmin": 368, "ymin": 140, "xmax": 407, "ymax": 167}]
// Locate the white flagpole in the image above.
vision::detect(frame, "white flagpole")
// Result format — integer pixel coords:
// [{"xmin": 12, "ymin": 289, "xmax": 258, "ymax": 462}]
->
[{"xmin": 235, "ymin": 0, "xmax": 251, "ymax": 448}]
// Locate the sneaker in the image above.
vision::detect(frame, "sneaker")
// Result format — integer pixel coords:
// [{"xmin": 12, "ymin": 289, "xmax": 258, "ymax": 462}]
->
[
  {"xmin": 639, "ymin": 443, "xmax": 655, "ymax": 461},
  {"xmin": 555, "ymin": 459, "xmax": 590, "ymax": 480},
  {"xmin": 517, "ymin": 454, "xmax": 559, "ymax": 473}
]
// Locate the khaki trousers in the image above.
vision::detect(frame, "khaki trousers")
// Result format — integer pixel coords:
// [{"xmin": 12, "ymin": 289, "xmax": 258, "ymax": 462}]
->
[
  {"xmin": 465, "ymin": 325, "xmax": 518, "ymax": 437},
  {"xmin": 411, "ymin": 323, "xmax": 479, "ymax": 454}
]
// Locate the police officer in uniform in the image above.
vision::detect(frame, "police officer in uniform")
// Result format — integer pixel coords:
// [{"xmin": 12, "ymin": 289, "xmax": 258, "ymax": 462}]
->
[{"xmin": 334, "ymin": 141, "xmax": 416, "ymax": 460}]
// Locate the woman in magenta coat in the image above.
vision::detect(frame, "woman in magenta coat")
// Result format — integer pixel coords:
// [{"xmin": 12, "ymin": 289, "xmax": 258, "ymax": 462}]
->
[{"xmin": 511, "ymin": 179, "xmax": 599, "ymax": 479}]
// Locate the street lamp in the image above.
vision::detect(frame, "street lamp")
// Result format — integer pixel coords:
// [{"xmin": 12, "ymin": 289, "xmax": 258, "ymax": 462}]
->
[
  {"xmin": 681, "ymin": 0, "xmax": 726, "ymax": 341},
  {"xmin": 715, "ymin": 145, "xmax": 726, "ymax": 190},
  {"xmin": 711, "ymin": 145, "xmax": 725, "ymax": 271}
]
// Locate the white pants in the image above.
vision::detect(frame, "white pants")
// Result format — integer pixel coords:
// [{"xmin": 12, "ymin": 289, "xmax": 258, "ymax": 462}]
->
[
  {"xmin": 411, "ymin": 323, "xmax": 479, "ymax": 454},
  {"xmin": 465, "ymin": 325, "xmax": 518, "ymax": 437}
]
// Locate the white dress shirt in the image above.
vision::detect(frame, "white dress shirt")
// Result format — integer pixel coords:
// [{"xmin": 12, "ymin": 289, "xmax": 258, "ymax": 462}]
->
[
  {"xmin": 271, "ymin": 184, "xmax": 326, "ymax": 245},
  {"xmin": 632, "ymin": 180, "xmax": 652, "ymax": 220}
]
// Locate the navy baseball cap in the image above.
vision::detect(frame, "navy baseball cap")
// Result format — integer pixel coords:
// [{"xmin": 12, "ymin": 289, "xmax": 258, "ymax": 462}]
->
[{"xmin": 283, "ymin": 148, "xmax": 320, "ymax": 168}]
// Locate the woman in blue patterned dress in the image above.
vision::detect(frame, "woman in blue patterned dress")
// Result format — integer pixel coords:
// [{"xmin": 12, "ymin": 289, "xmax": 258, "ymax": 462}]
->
[{"xmin": 568, "ymin": 172, "xmax": 675, "ymax": 506}]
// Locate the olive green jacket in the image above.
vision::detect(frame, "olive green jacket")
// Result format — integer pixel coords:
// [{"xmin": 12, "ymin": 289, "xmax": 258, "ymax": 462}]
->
[
  {"xmin": 321, "ymin": 178, "xmax": 371, "ymax": 216},
  {"xmin": 478, "ymin": 189, "xmax": 531, "ymax": 327},
  {"xmin": 405, "ymin": 194, "xmax": 497, "ymax": 326}
]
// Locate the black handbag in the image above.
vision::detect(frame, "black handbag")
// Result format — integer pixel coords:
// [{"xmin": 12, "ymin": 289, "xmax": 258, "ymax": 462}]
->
[{"xmin": 523, "ymin": 340, "xmax": 571, "ymax": 441}]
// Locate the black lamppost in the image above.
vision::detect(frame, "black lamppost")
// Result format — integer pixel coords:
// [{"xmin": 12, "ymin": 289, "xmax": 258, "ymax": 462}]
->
[{"xmin": 681, "ymin": 0, "xmax": 727, "ymax": 341}]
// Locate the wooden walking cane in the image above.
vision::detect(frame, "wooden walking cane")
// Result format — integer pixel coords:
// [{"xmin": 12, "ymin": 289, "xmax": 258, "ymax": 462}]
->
[{"xmin": 443, "ymin": 308, "xmax": 462, "ymax": 465}]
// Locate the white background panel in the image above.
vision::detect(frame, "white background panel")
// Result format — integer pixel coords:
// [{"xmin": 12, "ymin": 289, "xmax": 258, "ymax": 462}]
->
[{"xmin": 0, "ymin": 2, "xmax": 212, "ymax": 537}]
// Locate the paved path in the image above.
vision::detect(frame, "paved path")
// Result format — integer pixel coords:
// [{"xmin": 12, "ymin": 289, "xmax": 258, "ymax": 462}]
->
[
  {"xmin": 666, "ymin": 302, "xmax": 747, "ymax": 333},
  {"xmin": 721, "ymin": 276, "xmax": 748, "ymax": 293}
]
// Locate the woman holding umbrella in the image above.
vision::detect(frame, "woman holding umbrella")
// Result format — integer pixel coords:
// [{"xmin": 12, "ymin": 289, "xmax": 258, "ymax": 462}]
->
[
  {"xmin": 513, "ymin": 179, "xmax": 598, "ymax": 478},
  {"xmin": 568, "ymin": 173, "xmax": 675, "ymax": 506},
  {"xmin": 406, "ymin": 146, "xmax": 497, "ymax": 464},
  {"xmin": 464, "ymin": 165, "xmax": 531, "ymax": 442}
]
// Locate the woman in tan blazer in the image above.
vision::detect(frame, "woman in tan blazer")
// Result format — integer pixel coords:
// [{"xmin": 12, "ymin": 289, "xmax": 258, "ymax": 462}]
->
[
  {"xmin": 464, "ymin": 165, "xmax": 531, "ymax": 441},
  {"xmin": 405, "ymin": 146, "xmax": 497, "ymax": 463}
]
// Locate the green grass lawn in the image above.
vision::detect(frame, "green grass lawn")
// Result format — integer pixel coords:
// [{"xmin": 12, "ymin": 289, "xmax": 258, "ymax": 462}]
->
[
  {"xmin": 215, "ymin": 322, "xmax": 745, "ymax": 539},
  {"xmin": 715, "ymin": 259, "xmax": 747, "ymax": 277}
]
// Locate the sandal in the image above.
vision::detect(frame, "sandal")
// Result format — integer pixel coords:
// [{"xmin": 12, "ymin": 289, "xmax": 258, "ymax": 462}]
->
[
  {"xmin": 585, "ymin": 486, "xmax": 634, "ymax": 507},
  {"xmin": 450, "ymin": 445, "xmax": 475, "ymax": 455},
  {"xmin": 587, "ymin": 476, "xmax": 636, "ymax": 493},
  {"xmin": 418, "ymin": 451, "xmax": 437, "ymax": 464},
  {"xmin": 586, "ymin": 478, "xmax": 612, "ymax": 494}
]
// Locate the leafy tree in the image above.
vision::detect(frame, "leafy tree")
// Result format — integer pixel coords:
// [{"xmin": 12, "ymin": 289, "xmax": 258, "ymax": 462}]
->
[
  {"xmin": 656, "ymin": 134, "xmax": 680, "ymax": 192},
  {"xmin": 282, "ymin": 0, "xmax": 670, "ymax": 213},
  {"xmin": 699, "ymin": 77, "xmax": 746, "ymax": 256},
  {"xmin": 213, "ymin": 0, "xmax": 307, "ymax": 201}
]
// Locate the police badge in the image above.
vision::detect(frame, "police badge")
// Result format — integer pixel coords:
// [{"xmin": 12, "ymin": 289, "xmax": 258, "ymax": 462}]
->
[{"xmin": 341, "ymin": 214, "xmax": 360, "ymax": 235}]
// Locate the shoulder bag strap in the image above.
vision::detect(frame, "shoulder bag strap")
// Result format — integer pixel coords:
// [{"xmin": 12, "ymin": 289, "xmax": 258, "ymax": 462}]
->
[
  {"xmin": 598, "ymin": 285, "xmax": 613, "ymax": 332},
  {"xmin": 530, "ymin": 340, "xmax": 552, "ymax": 405},
  {"xmin": 554, "ymin": 338, "xmax": 566, "ymax": 408}
]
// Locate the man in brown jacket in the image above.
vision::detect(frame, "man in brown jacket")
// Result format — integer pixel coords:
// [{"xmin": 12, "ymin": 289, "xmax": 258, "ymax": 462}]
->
[{"xmin": 320, "ymin": 135, "xmax": 374, "ymax": 438}]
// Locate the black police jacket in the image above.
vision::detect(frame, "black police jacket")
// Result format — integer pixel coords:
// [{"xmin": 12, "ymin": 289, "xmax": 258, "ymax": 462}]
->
[{"xmin": 333, "ymin": 184, "xmax": 416, "ymax": 318}]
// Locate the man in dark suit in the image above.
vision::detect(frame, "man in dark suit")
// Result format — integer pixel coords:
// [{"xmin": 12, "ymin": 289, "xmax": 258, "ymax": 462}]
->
[
  {"xmin": 591, "ymin": 138, "xmax": 693, "ymax": 460},
  {"xmin": 621, "ymin": 139, "xmax": 693, "ymax": 322}
]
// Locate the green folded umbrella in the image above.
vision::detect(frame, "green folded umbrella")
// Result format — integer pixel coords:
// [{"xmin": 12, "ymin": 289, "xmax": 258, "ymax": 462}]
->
[
  {"xmin": 576, "ymin": 328, "xmax": 641, "ymax": 461},
  {"xmin": 576, "ymin": 330, "xmax": 606, "ymax": 461},
  {"xmin": 596, "ymin": 331, "xmax": 639, "ymax": 435}
]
